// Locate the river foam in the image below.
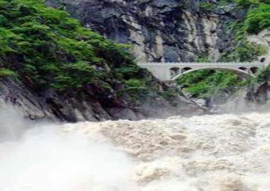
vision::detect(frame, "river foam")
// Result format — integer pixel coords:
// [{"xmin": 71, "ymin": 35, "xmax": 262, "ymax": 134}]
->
[{"xmin": 1, "ymin": 106, "xmax": 270, "ymax": 190}]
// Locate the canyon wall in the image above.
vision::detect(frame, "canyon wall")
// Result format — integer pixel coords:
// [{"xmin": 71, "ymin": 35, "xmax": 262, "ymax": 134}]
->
[{"xmin": 46, "ymin": 0, "xmax": 242, "ymax": 62}]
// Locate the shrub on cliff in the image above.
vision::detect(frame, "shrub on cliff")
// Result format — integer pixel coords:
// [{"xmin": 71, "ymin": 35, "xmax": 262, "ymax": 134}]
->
[
  {"xmin": 234, "ymin": 0, "xmax": 270, "ymax": 7},
  {"xmin": 0, "ymin": 0, "xmax": 145, "ymax": 93},
  {"xmin": 220, "ymin": 41, "xmax": 267, "ymax": 62},
  {"xmin": 245, "ymin": 3, "xmax": 270, "ymax": 33},
  {"xmin": 0, "ymin": 69, "xmax": 17, "ymax": 77},
  {"xmin": 254, "ymin": 66, "xmax": 270, "ymax": 83},
  {"xmin": 177, "ymin": 70, "xmax": 243, "ymax": 99}
]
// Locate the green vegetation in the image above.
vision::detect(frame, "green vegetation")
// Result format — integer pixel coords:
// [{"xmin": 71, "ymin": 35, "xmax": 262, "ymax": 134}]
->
[
  {"xmin": 178, "ymin": 70, "xmax": 243, "ymax": 98},
  {"xmin": 199, "ymin": 0, "xmax": 233, "ymax": 11},
  {"xmin": 199, "ymin": 2, "xmax": 215, "ymax": 11},
  {"xmin": 220, "ymin": 41, "xmax": 267, "ymax": 62},
  {"xmin": 0, "ymin": 68, "xmax": 17, "ymax": 77},
  {"xmin": 251, "ymin": 65, "xmax": 270, "ymax": 83},
  {"xmin": 198, "ymin": 0, "xmax": 270, "ymax": 34},
  {"xmin": 234, "ymin": 0, "xmax": 270, "ymax": 7},
  {"xmin": 178, "ymin": 43, "xmax": 265, "ymax": 99},
  {"xmin": 177, "ymin": 53, "xmax": 245, "ymax": 99},
  {"xmin": 219, "ymin": 1, "xmax": 269, "ymax": 61},
  {"xmin": 0, "ymin": 0, "xmax": 160, "ymax": 98},
  {"xmin": 124, "ymin": 79, "xmax": 148, "ymax": 97},
  {"xmin": 177, "ymin": 53, "xmax": 244, "ymax": 99},
  {"xmin": 232, "ymin": 0, "xmax": 270, "ymax": 34},
  {"xmin": 245, "ymin": 3, "xmax": 270, "ymax": 33}
]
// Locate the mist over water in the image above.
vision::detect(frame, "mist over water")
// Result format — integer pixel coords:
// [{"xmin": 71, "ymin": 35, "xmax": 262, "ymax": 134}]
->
[
  {"xmin": 0, "ymin": 104, "xmax": 29, "ymax": 142},
  {"xmin": 0, "ymin": 104, "xmax": 136, "ymax": 191},
  {"xmin": 1, "ymin": 104, "xmax": 270, "ymax": 190}
]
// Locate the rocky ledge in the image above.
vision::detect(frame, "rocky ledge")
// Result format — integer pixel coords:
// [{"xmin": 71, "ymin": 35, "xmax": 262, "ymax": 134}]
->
[{"xmin": 0, "ymin": 77, "xmax": 204, "ymax": 122}]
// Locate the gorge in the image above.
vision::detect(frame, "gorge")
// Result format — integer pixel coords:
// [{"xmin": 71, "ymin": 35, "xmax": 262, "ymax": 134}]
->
[
  {"xmin": 0, "ymin": 0, "xmax": 269, "ymax": 120},
  {"xmin": 0, "ymin": 0, "xmax": 270, "ymax": 190}
]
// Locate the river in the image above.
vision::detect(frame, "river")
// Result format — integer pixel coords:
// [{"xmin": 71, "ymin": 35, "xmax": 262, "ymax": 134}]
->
[{"xmin": 0, "ymin": 104, "xmax": 270, "ymax": 191}]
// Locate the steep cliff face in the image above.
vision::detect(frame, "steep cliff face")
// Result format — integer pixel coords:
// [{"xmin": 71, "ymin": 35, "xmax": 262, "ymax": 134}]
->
[
  {"xmin": 0, "ymin": 77, "xmax": 203, "ymax": 122},
  {"xmin": 46, "ymin": 0, "xmax": 238, "ymax": 62}
]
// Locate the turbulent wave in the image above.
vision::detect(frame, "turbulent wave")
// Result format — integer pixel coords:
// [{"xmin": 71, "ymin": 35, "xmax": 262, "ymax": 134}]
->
[{"xmin": 1, "ymin": 105, "xmax": 270, "ymax": 190}]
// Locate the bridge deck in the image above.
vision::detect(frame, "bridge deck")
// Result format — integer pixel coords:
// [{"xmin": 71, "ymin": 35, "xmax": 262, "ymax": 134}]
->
[
  {"xmin": 138, "ymin": 62, "xmax": 265, "ymax": 67},
  {"xmin": 137, "ymin": 62, "xmax": 266, "ymax": 81}
]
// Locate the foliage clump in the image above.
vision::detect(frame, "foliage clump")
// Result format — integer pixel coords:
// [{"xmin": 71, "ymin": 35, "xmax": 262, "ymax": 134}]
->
[
  {"xmin": 220, "ymin": 41, "xmax": 267, "ymax": 62},
  {"xmin": 0, "ymin": 0, "xmax": 147, "ymax": 93},
  {"xmin": 0, "ymin": 68, "xmax": 17, "ymax": 77},
  {"xmin": 234, "ymin": 0, "xmax": 270, "ymax": 7},
  {"xmin": 177, "ymin": 61, "xmax": 244, "ymax": 99},
  {"xmin": 253, "ymin": 66, "xmax": 270, "ymax": 83},
  {"xmin": 245, "ymin": 3, "xmax": 270, "ymax": 33}
]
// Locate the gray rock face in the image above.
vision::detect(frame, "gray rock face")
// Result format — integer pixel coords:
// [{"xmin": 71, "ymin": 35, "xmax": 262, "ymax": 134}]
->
[
  {"xmin": 0, "ymin": 78, "xmax": 56, "ymax": 121},
  {"xmin": 212, "ymin": 83, "xmax": 270, "ymax": 114},
  {"xmin": 47, "ymin": 0, "xmax": 235, "ymax": 62},
  {"xmin": 0, "ymin": 78, "xmax": 203, "ymax": 122}
]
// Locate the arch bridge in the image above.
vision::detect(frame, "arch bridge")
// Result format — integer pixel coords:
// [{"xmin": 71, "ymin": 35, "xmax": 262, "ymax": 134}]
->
[{"xmin": 138, "ymin": 62, "xmax": 265, "ymax": 81}]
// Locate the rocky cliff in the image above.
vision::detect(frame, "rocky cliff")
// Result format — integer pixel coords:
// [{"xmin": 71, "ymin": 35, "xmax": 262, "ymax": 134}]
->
[
  {"xmin": 43, "ymin": 0, "xmax": 270, "ymax": 115},
  {"xmin": 0, "ymin": 77, "xmax": 204, "ymax": 122},
  {"xmin": 46, "ymin": 0, "xmax": 241, "ymax": 62},
  {"xmin": 0, "ymin": 0, "xmax": 205, "ymax": 122}
]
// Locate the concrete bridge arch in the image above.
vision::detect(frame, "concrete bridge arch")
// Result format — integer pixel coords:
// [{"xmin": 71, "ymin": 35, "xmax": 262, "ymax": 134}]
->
[
  {"xmin": 170, "ymin": 66, "xmax": 259, "ymax": 80},
  {"xmin": 138, "ymin": 62, "xmax": 265, "ymax": 81}
]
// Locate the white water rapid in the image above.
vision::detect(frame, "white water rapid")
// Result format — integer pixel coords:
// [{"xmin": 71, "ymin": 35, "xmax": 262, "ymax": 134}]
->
[{"xmin": 1, "ymin": 105, "xmax": 270, "ymax": 191}]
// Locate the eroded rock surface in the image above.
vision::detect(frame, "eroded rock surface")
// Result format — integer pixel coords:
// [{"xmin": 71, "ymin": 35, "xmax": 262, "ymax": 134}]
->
[{"xmin": 46, "ymin": 0, "xmax": 237, "ymax": 62}]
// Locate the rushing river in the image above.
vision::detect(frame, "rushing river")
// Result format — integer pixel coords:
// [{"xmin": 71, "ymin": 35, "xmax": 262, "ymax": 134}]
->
[{"xmin": 1, "ymin": 105, "xmax": 270, "ymax": 191}]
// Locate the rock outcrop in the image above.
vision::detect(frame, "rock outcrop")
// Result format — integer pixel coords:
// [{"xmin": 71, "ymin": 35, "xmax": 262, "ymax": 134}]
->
[
  {"xmin": 248, "ymin": 29, "xmax": 270, "ymax": 65},
  {"xmin": 0, "ymin": 77, "xmax": 203, "ymax": 122}
]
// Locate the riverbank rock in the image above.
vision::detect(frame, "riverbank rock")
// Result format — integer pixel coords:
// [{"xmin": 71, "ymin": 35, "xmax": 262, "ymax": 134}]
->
[{"xmin": 0, "ymin": 77, "xmax": 203, "ymax": 122}]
